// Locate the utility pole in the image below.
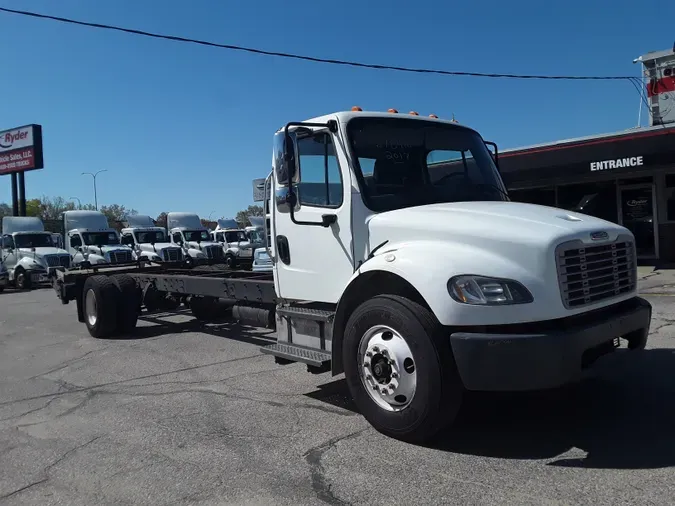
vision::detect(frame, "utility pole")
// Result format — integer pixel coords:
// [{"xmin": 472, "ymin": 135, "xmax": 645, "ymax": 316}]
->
[{"xmin": 81, "ymin": 169, "xmax": 108, "ymax": 210}]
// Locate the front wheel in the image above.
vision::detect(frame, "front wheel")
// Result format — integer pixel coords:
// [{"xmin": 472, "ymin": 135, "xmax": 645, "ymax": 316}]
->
[
  {"xmin": 343, "ymin": 295, "xmax": 464, "ymax": 443},
  {"xmin": 224, "ymin": 254, "xmax": 237, "ymax": 269},
  {"xmin": 14, "ymin": 269, "xmax": 32, "ymax": 290}
]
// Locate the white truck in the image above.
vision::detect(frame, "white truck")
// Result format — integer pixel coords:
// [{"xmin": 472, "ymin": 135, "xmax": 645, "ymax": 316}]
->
[
  {"xmin": 63, "ymin": 210, "xmax": 136, "ymax": 266},
  {"xmin": 1, "ymin": 216, "xmax": 72, "ymax": 289},
  {"xmin": 120, "ymin": 214, "xmax": 186, "ymax": 264},
  {"xmin": 54, "ymin": 109, "xmax": 651, "ymax": 443},
  {"xmin": 211, "ymin": 218, "xmax": 253, "ymax": 268},
  {"xmin": 167, "ymin": 212, "xmax": 226, "ymax": 265},
  {"xmin": 248, "ymin": 216, "xmax": 273, "ymax": 272}
]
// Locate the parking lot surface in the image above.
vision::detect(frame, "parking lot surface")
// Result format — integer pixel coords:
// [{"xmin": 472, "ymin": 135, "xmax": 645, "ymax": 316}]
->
[{"xmin": 1, "ymin": 286, "xmax": 674, "ymax": 505}]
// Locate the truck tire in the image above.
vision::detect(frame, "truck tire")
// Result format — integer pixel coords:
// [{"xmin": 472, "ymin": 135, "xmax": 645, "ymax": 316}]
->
[
  {"xmin": 82, "ymin": 275, "xmax": 119, "ymax": 338},
  {"xmin": 111, "ymin": 274, "xmax": 140, "ymax": 334},
  {"xmin": 224, "ymin": 254, "xmax": 237, "ymax": 269},
  {"xmin": 342, "ymin": 294, "xmax": 464, "ymax": 444},
  {"xmin": 15, "ymin": 268, "xmax": 31, "ymax": 291}
]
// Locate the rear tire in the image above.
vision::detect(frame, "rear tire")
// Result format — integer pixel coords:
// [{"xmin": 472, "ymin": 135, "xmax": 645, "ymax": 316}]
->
[
  {"xmin": 342, "ymin": 295, "xmax": 463, "ymax": 444},
  {"xmin": 82, "ymin": 275, "xmax": 120, "ymax": 338},
  {"xmin": 111, "ymin": 274, "xmax": 140, "ymax": 334}
]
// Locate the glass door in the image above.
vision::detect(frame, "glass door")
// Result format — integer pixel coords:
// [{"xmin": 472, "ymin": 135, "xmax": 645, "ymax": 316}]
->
[{"xmin": 618, "ymin": 184, "xmax": 658, "ymax": 259}]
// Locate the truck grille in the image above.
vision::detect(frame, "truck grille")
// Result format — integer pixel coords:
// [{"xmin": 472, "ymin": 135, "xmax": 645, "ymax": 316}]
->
[
  {"xmin": 556, "ymin": 236, "xmax": 636, "ymax": 309},
  {"xmin": 204, "ymin": 245, "xmax": 224, "ymax": 260},
  {"xmin": 110, "ymin": 250, "xmax": 133, "ymax": 264},
  {"xmin": 161, "ymin": 247, "xmax": 183, "ymax": 262},
  {"xmin": 44, "ymin": 255, "xmax": 71, "ymax": 268}
]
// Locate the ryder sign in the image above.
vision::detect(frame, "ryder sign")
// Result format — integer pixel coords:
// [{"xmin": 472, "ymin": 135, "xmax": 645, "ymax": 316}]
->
[{"xmin": 0, "ymin": 124, "xmax": 44, "ymax": 175}]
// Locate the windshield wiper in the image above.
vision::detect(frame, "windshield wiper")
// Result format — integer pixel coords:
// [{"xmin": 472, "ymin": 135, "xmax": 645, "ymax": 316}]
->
[{"xmin": 474, "ymin": 183, "xmax": 510, "ymax": 200}]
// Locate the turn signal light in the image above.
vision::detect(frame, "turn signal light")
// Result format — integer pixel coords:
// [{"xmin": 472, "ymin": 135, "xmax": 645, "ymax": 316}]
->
[
  {"xmin": 387, "ymin": 108, "xmax": 398, "ymax": 113},
  {"xmin": 351, "ymin": 106, "xmax": 363, "ymax": 111}
]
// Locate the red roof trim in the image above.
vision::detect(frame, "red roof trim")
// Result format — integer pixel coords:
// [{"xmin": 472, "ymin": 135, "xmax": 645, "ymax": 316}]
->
[{"xmin": 500, "ymin": 127, "xmax": 674, "ymax": 158}]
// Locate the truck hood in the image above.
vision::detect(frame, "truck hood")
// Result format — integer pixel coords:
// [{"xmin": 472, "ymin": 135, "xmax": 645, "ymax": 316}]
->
[
  {"xmin": 83, "ymin": 245, "xmax": 132, "ymax": 255},
  {"xmin": 185, "ymin": 241, "xmax": 221, "ymax": 251},
  {"xmin": 367, "ymin": 201, "xmax": 628, "ymax": 252},
  {"xmin": 137, "ymin": 242, "xmax": 177, "ymax": 254},
  {"xmin": 17, "ymin": 247, "xmax": 69, "ymax": 257}
]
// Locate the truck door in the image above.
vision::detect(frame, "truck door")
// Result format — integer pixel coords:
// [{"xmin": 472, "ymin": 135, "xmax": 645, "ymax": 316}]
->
[
  {"xmin": 1, "ymin": 235, "xmax": 18, "ymax": 272},
  {"xmin": 272, "ymin": 128, "xmax": 354, "ymax": 303}
]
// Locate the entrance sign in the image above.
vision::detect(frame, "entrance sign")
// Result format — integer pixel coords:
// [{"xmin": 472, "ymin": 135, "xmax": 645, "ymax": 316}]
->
[
  {"xmin": 0, "ymin": 124, "xmax": 44, "ymax": 175},
  {"xmin": 590, "ymin": 156, "xmax": 643, "ymax": 172}
]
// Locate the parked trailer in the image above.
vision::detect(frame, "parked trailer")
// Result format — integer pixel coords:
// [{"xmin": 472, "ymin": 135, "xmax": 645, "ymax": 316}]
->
[{"xmin": 53, "ymin": 108, "xmax": 653, "ymax": 443}]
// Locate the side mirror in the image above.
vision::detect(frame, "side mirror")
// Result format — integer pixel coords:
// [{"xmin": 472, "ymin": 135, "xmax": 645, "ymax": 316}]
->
[
  {"xmin": 275, "ymin": 185, "xmax": 300, "ymax": 214},
  {"xmin": 273, "ymin": 130, "xmax": 299, "ymax": 186},
  {"xmin": 484, "ymin": 141, "xmax": 499, "ymax": 169}
]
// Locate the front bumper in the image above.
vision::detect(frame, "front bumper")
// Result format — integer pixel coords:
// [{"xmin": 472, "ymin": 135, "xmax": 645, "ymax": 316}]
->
[
  {"xmin": 28, "ymin": 268, "xmax": 50, "ymax": 284},
  {"xmin": 0, "ymin": 274, "xmax": 8, "ymax": 287},
  {"xmin": 449, "ymin": 296, "xmax": 652, "ymax": 391}
]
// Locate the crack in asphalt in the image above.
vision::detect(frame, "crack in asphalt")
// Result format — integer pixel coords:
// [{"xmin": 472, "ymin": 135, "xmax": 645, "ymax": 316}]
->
[
  {"xmin": 304, "ymin": 428, "xmax": 370, "ymax": 505},
  {"xmin": 0, "ymin": 435, "xmax": 103, "ymax": 501}
]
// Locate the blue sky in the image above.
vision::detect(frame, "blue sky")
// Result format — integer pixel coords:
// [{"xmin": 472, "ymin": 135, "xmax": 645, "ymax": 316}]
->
[{"xmin": 0, "ymin": 0, "xmax": 672, "ymax": 219}]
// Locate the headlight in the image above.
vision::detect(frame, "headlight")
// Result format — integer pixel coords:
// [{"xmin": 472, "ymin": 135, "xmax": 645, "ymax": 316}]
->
[{"xmin": 448, "ymin": 275, "xmax": 533, "ymax": 305}]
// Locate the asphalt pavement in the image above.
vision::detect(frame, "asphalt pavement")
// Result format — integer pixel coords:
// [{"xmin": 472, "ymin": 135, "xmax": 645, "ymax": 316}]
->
[{"xmin": 0, "ymin": 277, "xmax": 674, "ymax": 505}]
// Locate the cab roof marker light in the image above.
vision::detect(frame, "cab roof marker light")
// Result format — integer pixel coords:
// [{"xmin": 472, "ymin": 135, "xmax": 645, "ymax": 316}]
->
[
  {"xmin": 429, "ymin": 114, "xmax": 439, "ymax": 118},
  {"xmin": 409, "ymin": 111, "xmax": 419, "ymax": 115},
  {"xmin": 388, "ymin": 108, "xmax": 398, "ymax": 113},
  {"xmin": 351, "ymin": 106, "xmax": 363, "ymax": 111}
]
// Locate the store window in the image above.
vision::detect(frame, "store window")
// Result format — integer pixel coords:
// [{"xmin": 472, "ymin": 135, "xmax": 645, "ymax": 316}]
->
[
  {"xmin": 557, "ymin": 182, "xmax": 618, "ymax": 223},
  {"xmin": 509, "ymin": 187, "xmax": 556, "ymax": 207}
]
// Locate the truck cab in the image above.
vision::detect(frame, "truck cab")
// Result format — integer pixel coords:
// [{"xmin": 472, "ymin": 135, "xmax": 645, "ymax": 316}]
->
[
  {"xmin": 167, "ymin": 212, "xmax": 225, "ymax": 265},
  {"xmin": 120, "ymin": 214, "xmax": 185, "ymax": 264},
  {"xmin": 1, "ymin": 216, "xmax": 72, "ymax": 289},
  {"xmin": 63, "ymin": 210, "xmax": 136, "ymax": 266},
  {"xmin": 211, "ymin": 218, "xmax": 253, "ymax": 268}
]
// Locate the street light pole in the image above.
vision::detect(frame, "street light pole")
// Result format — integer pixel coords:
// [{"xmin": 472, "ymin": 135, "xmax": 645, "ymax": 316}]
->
[
  {"xmin": 69, "ymin": 196, "xmax": 82, "ymax": 209},
  {"xmin": 81, "ymin": 169, "xmax": 108, "ymax": 210}
]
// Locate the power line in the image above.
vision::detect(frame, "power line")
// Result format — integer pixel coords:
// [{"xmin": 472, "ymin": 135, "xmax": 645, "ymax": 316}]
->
[{"xmin": 0, "ymin": 6, "xmax": 639, "ymax": 82}]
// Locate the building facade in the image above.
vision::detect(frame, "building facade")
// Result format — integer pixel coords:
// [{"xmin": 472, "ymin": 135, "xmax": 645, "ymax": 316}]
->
[{"xmin": 500, "ymin": 45, "xmax": 675, "ymax": 263}]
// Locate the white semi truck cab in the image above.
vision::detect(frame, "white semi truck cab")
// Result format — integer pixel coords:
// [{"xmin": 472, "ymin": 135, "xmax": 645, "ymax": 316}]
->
[
  {"xmin": 1, "ymin": 216, "xmax": 72, "ymax": 289},
  {"xmin": 248, "ymin": 215, "xmax": 272, "ymax": 272},
  {"xmin": 55, "ymin": 109, "xmax": 652, "ymax": 444},
  {"xmin": 167, "ymin": 212, "xmax": 226, "ymax": 265},
  {"xmin": 120, "ymin": 214, "xmax": 185, "ymax": 264},
  {"xmin": 211, "ymin": 218, "xmax": 253, "ymax": 268},
  {"xmin": 63, "ymin": 210, "xmax": 136, "ymax": 266}
]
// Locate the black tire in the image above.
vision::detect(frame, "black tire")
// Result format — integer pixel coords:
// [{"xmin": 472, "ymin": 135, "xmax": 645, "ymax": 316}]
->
[
  {"xmin": 82, "ymin": 275, "xmax": 120, "ymax": 338},
  {"xmin": 224, "ymin": 254, "xmax": 237, "ymax": 269},
  {"xmin": 142, "ymin": 284, "xmax": 162, "ymax": 312},
  {"xmin": 111, "ymin": 274, "xmax": 140, "ymax": 334},
  {"xmin": 15, "ymin": 268, "xmax": 31, "ymax": 290},
  {"xmin": 342, "ymin": 294, "xmax": 464, "ymax": 444}
]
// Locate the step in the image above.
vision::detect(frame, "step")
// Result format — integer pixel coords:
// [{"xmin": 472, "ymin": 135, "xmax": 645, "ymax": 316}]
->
[
  {"xmin": 260, "ymin": 343, "xmax": 331, "ymax": 367},
  {"xmin": 276, "ymin": 306, "xmax": 335, "ymax": 322}
]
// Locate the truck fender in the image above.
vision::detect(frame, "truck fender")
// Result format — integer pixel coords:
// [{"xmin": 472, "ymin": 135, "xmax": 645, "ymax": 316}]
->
[{"xmin": 330, "ymin": 241, "xmax": 533, "ymax": 376}]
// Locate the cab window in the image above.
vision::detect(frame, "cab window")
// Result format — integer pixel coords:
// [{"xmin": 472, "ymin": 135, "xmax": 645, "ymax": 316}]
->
[{"xmin": 297, "ymin": 133, "xmax": 343, "ymax": 208}]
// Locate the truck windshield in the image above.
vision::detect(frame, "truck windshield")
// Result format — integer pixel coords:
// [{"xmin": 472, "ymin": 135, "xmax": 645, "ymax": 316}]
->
[
  {"xmin": 346, "ymin": 117, "xmax": 508, "ymax": 212},
  {"xmin": 184, "ymin": 230, "xmax": 210, "ymax": 242},
  {"xmin": 136, "ymin": 231, "xmax": 167, "ymax": 243},
  {"xmin": 82, "ymin": 232, "xmax": 120, "ymax": 246},
  {"xmin": 248, "ymin": 230, "xmax": 264, "ymax": 243},
  {"xmin": 14, "ymin": 233, "xmax": 54, "ymax": 248}
]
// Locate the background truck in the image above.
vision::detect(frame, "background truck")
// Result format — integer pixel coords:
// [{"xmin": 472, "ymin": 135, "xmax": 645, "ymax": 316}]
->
[
  {"xmin": 120, "ymin": 214, "xmax": 186, "ymax": 264},
  {"xmin": 211, "ymin": 218, "xmax": 254, "ymax": 268},
  {"xmin": 1, "ymin": 216, "xmax": 72, "ymax": 289},
  {"xmin": 248, "ymin": 215, "xmax": 273, "ymax": 272},
  {"xmin": 64, "ymin": 210, "xmax": 136, "ymax": 267},
  {"xmin": 53, "ymin": 109, "xmax": 652, "ymax": 443},
  {"xmin": 167, "ymin": 212, "xmax": 226, "ymax": 265}
]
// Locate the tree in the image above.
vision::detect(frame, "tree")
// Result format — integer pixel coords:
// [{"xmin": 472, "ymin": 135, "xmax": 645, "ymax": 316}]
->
[
  {"xmin": 100, "ymin": 204, "xmax": 138, "ymax": 223},
  {"xmin": 235, "ymin": 205, "xmax": 263, "ymax": 227},
  {"xmin": 155, "ymin": 212, "xmax": 167, "ymax": 228}
]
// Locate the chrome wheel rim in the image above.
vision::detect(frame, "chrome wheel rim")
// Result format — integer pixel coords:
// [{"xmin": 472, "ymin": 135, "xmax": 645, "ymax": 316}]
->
[
  {"xmin": 85, "ymin": 288, "xmax": 98, "ymax": 327},
  {"xmin": 357, "ymin": 325, "xmax": 417, "ymax": 412}
]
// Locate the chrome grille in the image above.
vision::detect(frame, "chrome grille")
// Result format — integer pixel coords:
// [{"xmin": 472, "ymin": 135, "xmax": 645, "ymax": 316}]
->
[
  {"xmin": 44, "ymin": 255, "xmax": 71, "ymax": 268},
  {"xmin": 204, "ymin": 245, "xmax": 224, "ymax": 260},
  {"xmin": 556, "ymin": 236, "xmax": 636, "ymax": 309},
  {"xmin": 110, "ymin": 250, "xmax": 133, "ymax": 264},
  {"xmin": 161, "ymin": 247, "xmax": 183, "ymax": 262}
]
